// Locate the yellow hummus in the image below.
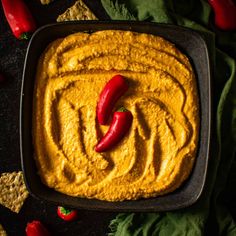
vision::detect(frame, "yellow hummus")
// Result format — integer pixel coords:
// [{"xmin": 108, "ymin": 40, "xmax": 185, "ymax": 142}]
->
[{"xmin": 33, "ymin": 30, "xmax": 199, "ymax": 201}]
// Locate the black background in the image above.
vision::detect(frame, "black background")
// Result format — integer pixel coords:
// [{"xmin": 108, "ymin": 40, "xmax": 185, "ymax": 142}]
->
[{"xmin": 0, "ymin": 1, "xmax": 117, "ymax": 235}]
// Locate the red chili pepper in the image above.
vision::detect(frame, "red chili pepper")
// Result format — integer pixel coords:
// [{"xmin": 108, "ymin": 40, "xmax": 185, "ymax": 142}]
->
[
  {"xmin": 97, "ymin": 74, "xmax": 129, "ymax": 125},
  {"xmin": 95, "ymin": 107, "xmax": 133, "ymax": 152},
  {"xmin": 57, "ymin": 206, "xmax": 78, "ymax": 221},
  {"xmin": 25, "ymin": 221, "xmax": 51, "ymax": 236},
  {"xmin": 1, "ymin": 0, "xmax": 36, "ymax": 39},
  {"xmin": 208, "ymin": 0, "xmax": 236, "ymax": 30}
]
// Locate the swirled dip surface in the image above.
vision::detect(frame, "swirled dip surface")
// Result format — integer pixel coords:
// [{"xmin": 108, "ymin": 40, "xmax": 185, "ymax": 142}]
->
[{"xmin": 33, "ymin": 30, "xmax": 199, "ymax": 201}]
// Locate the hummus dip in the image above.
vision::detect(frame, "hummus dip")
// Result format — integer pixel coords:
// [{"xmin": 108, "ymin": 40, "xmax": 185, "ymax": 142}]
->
[{"xmin": 33, "ymin": 30, "xmax": 199, "ymax": 201}]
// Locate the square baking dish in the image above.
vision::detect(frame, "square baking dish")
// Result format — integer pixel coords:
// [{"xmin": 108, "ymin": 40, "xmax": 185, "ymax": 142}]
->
[{"xmin": 20, "ymin": 21, "xmax": 211, "ymax": 212}]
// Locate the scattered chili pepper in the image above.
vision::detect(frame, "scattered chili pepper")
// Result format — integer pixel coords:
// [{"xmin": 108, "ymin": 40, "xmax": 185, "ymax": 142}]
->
[
  {"xmin": 97, "ymin": 74, "xmax": 129, "ymax": 125},
  {"xmin": 25, "ymin": 220, "xmax": 51, "ymax": 236},
  {"xmin": 57, "ymin": 206, "xmax": 78, "ymax": 221},
  {"xmin": 95, "ymin": 107, "xmax": 133, "ymax": 152},
  {"xmin": 208, "ymin": 0, "xmax": 236, "ymax": 30},
  {"xmin": 1, "ymin": 0, "xmax": 36, "ymax": 39}
]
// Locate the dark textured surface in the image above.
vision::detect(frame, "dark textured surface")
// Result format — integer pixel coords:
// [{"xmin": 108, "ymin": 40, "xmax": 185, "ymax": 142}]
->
[{"xmin": 0, "ymin": 1, "xmax": 116, "ymax": 235}]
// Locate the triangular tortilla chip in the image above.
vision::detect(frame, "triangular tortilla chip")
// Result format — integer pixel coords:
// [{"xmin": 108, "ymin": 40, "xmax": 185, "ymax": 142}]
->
[
  {"xmin": 0, "ymin": 224, "xmax": 7, "ymax": 236},
  {"xmin": 57, "ymin": 0, "xmax": 97, "ymax": 22},
  {"xmin": 40, "ymin": 0, "xmax": 53, "ymax": 4},
  {"xmin": 0, "ymin": 171, "xmax": 28, "ymax": 213}
]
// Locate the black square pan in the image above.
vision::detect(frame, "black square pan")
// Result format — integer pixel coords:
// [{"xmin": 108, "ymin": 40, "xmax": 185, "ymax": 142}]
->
[{"xmin": 20, "ymin": 21, "xmax": 211, "ymax": 212}]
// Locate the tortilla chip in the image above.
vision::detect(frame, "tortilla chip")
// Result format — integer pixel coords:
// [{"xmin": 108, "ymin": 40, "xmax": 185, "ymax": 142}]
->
[
  {"xmin": 40, "ymin": 0, "xmax": 53, "ymax": 4},
  {"xmin": 0, "ymin": 224, "xmax": 7, "ymax": 236},
  {"xmin": 0, "ymin": 171, "xmax": 29, "ymax": 213},
  {"xmin": 57, "ymin": 0, "xmax": 97, "ymax": 22}
]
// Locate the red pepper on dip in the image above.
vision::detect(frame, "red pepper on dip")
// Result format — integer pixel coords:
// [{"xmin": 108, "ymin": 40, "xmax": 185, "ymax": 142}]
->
[
  {"xmin": 96, "ymin": 74, "xmax": 129, "ymax": 125},
  {"xmin": 95, "ymin": 107, "xmax": 133, "ymax": 152}
]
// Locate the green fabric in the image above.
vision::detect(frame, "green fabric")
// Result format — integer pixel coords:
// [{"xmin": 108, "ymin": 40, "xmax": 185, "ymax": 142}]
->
[{"xmin": 101, "ymin": 0, "xmax": 236, "ymax": 235}]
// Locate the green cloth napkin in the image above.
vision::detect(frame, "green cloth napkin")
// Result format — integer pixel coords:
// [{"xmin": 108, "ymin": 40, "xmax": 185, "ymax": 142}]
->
[{"xmin": 101, "ymin": 0, "xmax": 236, "ymax": 235}]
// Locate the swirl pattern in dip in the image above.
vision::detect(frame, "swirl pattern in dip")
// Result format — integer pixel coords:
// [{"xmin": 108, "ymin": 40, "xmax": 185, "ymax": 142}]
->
[{"xmin": 33, "ymin": 30, "xmax": 199, "ymax": 201}]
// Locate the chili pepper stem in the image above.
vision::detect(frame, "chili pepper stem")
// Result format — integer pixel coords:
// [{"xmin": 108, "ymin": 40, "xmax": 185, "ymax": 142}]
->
[
  {"xmin": 20, "ymin": 32, "xmax": 31, "ymax": 40},
  {"xmin": 117, "ymin": 107, "xmax": 128, "ymax": 112},
  {"xmin": 59, "ymin": 206, "xmax": 72, "ymax": 215}
]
